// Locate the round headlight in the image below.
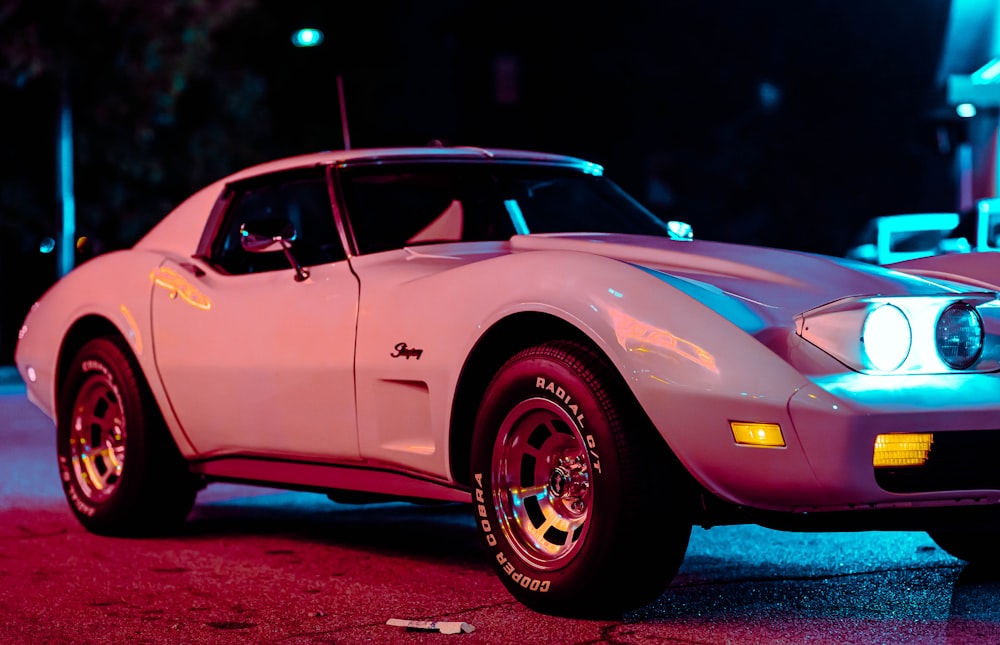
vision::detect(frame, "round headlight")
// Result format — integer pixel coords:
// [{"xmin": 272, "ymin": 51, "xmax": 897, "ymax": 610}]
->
[
  {"xmin": 936, "ymin": 302, "xmax": 983, "ymax": 370},
  {"xmin": 862, "ymin": 304, "xmax": 911, "ymax": 372}
]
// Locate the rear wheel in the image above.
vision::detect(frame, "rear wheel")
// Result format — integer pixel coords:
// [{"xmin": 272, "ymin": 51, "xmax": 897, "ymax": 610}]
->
[
  {"xmin": 58, "ymin": 336, "xmax": 199, "ymax": 536},
  {"xmin": 470, "ymin": 340, "xmax": 690, "ymax": 616}
]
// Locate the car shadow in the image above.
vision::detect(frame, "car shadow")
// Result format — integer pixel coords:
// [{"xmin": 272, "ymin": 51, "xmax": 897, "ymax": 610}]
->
[
  {"xmin": 621, "ymin": 550, "xmax": 1000, "ymax": 631},
  {"xmin": 180, "ymin": 489, "xmax": 484, "ymax": 566}
]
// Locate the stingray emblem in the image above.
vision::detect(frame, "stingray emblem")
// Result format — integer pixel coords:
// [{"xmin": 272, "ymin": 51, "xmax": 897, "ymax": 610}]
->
[{"xmin": 390, "ymin": 342, "xmax": 424, "ymax": 360}]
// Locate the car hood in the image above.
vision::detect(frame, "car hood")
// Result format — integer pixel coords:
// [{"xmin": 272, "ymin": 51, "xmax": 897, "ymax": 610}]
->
[{"xmin": 511, "ymin": 233, "xmax": 979, "ymax": 318}]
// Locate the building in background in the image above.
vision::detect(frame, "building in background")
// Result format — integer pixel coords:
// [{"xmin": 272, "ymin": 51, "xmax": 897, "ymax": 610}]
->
[{"xmin": 939, "ymin": 0, "xmax": 1000, "ymax": 208}]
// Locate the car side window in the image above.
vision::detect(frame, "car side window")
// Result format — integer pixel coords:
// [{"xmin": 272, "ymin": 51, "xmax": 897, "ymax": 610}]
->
[
  {"xmin": 209, "ymin": 171, "xmax": 345, "ymax": 275},
  {"xmin": 339, "ymin": 164, "xmax": 515, "ymax": 254}
]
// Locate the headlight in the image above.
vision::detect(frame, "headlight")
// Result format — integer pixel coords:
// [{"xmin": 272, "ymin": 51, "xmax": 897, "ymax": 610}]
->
[
  {"xmin": 796, "ymin": 293, "xmax": 996, "ymax": 374},
  {"xmin": 862, "ymin": 304, "xmax": 911, "ymax": 371},
  {"xmin": 936, "ymin": 302, "xmax": 983, "ymax": 369}
]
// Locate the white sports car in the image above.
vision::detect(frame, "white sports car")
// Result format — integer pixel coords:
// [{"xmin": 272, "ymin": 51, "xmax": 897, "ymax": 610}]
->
[{"xmin": 15, "ymin": 146, "xmax": 1000, "ymax": 617}]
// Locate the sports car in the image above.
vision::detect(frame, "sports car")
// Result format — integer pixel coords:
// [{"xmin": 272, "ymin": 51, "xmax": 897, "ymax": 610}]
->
[{"xmin": 15, "ymin": 146, "xmax": 1000, "ymax": 617}]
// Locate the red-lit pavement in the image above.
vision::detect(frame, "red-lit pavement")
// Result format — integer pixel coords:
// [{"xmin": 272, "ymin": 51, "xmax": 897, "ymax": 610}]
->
[{"xmin": 2, "ymin": 378, "xmax": 1000, "ymax": 644}]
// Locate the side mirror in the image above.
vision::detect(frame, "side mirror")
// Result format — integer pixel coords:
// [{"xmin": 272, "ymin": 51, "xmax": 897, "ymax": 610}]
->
[
  {"xmin": 240, "ymin": 217, "xmax": 298, "ymax": 253},
  {"xmin": 239, "ymin": 218, "xmax": 309, "ymax": 281}
]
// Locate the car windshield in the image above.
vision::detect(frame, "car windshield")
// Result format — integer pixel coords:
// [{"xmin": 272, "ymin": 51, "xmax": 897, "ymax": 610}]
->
[
  {"xmin": 339, "ymin": 161, "xmax": 674, "ymax": 254},
  {"xmin": 492, "ymin": 164, "xmax": 673, "ymax": 236}
]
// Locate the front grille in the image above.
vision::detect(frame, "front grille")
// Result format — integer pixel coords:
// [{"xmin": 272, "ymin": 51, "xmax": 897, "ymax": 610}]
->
[{"xmin": 875, "ymin": 430, "xmax": 1000, "ymax": 493}]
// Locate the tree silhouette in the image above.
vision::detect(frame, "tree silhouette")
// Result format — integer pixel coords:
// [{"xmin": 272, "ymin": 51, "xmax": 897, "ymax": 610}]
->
[{"xmin": 0, "ymin": 0, "xmax": 267, "ymax": 362}]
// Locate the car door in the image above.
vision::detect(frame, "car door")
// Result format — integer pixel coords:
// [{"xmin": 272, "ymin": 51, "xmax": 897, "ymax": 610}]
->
[
  {"xmin": 151, "ymin": 168, "xmax": 360, "ymax": 460},
  {"xmin": 334, "ymin": 161, "xmax": 516, "ymax": 475}
]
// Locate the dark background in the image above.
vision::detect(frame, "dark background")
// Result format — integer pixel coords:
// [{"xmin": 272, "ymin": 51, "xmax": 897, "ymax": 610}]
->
[{"xmin": 0, "ymin": 0, "xmax": 979, "ymax": 363}]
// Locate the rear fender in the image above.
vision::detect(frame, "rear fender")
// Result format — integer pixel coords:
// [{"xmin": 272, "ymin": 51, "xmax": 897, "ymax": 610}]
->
[{"xmin": 14, "ymin": 250, "xmax": 198, "ymax": 455}]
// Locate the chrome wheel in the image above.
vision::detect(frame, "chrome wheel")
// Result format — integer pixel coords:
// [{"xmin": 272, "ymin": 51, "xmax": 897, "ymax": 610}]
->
[
  {"xmin": 68, "ymin": 371, "xmax": 126, "ymax": 504},
  {"xmin": 472, "ymin": 340, "xmax": 690, "ymax": 615},
  {"xmin": 492, "ymin": 398, "xmax": 592, "ymax": 570},
  {"xmin": 58, "ymin": 336, "xmax": 199, "ymax": 536}
]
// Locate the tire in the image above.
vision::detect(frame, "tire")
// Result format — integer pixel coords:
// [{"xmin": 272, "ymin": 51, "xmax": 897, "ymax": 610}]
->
[
  {"xmin": 57, "ymin": 336, "xmax": 199, "ymax": 536},
  {"xmin": 470, "ymin": 340, "xmax": 690, "ymax": 617},
  {"xmin": 928, "ymin": 530, "xmax": 1000, "ymax": 567}
]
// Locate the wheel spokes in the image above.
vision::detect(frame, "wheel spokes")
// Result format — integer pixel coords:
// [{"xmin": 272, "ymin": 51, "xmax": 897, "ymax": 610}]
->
[
  {"xmin": 494, "ymin": 399, "xmax": 593, "ymax": 569},
  {"xmin": 69, "ymin": 377, "xmax": 126, "ymax": 503},
  {"xmin": 510, "ymin": 487, "xmax": 586, "ymax": 553}
]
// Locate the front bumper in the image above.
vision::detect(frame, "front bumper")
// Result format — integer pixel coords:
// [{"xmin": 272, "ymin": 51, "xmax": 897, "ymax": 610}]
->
[
  {"xmin": 785, "ymin": 373, "xmax": 1000, "ymax": 512},
  {"xmin": 663, "ymin": 371, "xmax": 1000, "ymax": 518}
]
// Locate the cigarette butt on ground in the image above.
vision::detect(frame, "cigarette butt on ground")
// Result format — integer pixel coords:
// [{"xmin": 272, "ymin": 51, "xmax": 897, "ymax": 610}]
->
[{"xmin": 386, "ymin": 618, "xmax": 476, "ymax": 634}]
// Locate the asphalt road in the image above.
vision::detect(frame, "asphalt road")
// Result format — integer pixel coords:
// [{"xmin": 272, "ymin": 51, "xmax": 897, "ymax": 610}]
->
[{"xmin": 2, "ymin": 376, "xmax": 1000, "ymax": 644}]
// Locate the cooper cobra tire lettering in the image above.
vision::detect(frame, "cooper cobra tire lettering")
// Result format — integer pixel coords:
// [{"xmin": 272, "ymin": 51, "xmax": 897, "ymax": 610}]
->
[
  {"xmin": 474, "ymin": 475, "xmax": 548, "ymax": 591},
  {"xmin": 470, "ymin": 340, "xmax": 689, "ymax": 617}
]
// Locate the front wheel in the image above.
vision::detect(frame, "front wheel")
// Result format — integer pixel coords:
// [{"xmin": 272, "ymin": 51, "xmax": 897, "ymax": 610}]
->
[
  {"xmin": 58, "ymin": 336, "xmax": 199, "ymax": 536},
  {"xmin": 470, "ymin": 340, "xmax": 690, "ymax": 617}
]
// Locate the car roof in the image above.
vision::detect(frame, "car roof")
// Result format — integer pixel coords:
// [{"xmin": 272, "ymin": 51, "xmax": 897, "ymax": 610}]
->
[
  {"xmin": 225, "ymin": 146, "xmax": 597, "ymax": 182},
  {"xmin": 135, "ymin": 146, "xmax": 599, "ymax": 255}
]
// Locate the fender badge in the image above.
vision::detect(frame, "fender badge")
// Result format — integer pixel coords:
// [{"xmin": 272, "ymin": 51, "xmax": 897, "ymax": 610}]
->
[{"xmin": 391, "ymin": 342, "xmax": 424, "ymax": 360}]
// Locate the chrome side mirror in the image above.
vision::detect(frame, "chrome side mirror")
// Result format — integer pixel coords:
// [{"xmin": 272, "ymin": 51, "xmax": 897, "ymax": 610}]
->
[
  {"xmin": 240, "ymin": 218, "xmax": 310, "ymax": 281},
  {"xmin": 240, "ymin": 218, "xmax": 297, "ymax": 252}
]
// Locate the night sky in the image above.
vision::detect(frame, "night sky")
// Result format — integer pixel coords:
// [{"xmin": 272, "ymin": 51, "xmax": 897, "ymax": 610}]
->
[
  {"xmin": 0, "ymin": 0, "xmax": 962, "ymax": 361},
  {"xmin": 197, "ymin": 0, "xmax": 958, "ymax": 253}
]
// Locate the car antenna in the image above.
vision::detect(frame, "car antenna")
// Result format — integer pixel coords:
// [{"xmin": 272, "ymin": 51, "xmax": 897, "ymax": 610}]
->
[{"xmin": 337, "ymin": 74, "xmax": 351, "ymax": 150}]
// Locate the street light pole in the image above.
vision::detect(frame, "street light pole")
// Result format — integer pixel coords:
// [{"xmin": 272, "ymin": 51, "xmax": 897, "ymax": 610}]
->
[{"xmin": 56, "ymin": 77, "xmax": 76, "ymax": 278}]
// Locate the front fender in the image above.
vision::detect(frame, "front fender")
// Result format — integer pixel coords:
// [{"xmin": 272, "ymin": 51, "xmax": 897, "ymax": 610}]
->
[
  {"xmin": 353, "ymin": 247, "xmax": 820, "ymax": 498},
  {"xmin": 504, "ymin": 253, "xmax": 823, "ymax": 507}
]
